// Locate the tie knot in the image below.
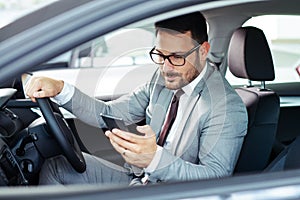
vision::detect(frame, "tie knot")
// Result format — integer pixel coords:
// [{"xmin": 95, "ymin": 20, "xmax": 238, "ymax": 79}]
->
[{"xmin": 172, "ymin": 89, "xmax": 184, "ymax": 103}]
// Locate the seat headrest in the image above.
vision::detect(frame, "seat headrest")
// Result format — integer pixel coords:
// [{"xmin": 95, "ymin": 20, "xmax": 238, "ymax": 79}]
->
[{"xmin": 228, "ymin": 26, "xmax": 275, "ymax": 81}]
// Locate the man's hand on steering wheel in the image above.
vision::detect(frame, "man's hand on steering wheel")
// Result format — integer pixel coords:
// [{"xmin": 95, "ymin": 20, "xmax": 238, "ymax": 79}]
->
[{"xmin": 25, "ymin": 76, "xmax": 86, "ymax": 173}]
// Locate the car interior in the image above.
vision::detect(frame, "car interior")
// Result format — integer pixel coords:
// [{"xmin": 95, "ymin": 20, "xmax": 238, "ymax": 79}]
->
[{"xmin": 0, "ymin": 0, "xmax": 300, "ymax": 190}]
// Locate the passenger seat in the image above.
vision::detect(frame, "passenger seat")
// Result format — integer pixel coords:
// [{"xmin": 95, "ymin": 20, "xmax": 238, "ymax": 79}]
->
[
  {"xmin": 264, "ymin": 135, "xmax": 300, "ymax": 171},
  {"xmin": 227, "ymin": 26, "xmax": 280, "ymax": 173}
]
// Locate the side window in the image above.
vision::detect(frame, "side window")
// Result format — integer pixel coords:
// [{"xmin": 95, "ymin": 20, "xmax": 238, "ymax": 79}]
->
[
  {"xmin": 71, "ymin": 28, "xmax": 155, "ymax": 68},
  {"xmin": 31, "ymin": 26, "xmax": 158, "ymax": 99},
  {"xmin": 226, "ymin": 15, "xmax": 300, "ymax": 85}
]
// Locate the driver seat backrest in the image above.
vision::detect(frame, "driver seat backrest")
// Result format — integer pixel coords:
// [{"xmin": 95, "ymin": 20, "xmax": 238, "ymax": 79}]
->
[{"xmin": 228, "ymin": 26, "xmax": 280, "ymax": 173}]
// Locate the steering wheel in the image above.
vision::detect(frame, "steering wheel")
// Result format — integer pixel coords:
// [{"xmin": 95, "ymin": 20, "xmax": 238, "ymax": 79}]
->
[{"xmin": 36, "ymin": 97, "xmax": 86, "ymax": 173}]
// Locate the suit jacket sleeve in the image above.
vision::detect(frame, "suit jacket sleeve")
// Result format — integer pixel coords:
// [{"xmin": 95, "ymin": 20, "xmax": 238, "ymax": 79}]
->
[{"xmin": 61, "ymin": 80, "xmax": 154, "ymax": 129}]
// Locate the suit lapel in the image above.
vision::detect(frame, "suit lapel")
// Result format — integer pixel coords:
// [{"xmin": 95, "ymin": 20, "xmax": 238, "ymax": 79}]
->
[
  {"xmin": 170, "ymin": 64, "xmax": 216, "ymax": 155},
  {"xmin": 150, "ymin": 88, "xmax": 173, "ymax": 138},
  {"xmin": 170, "ymin": 91, "xmax": 201, "ymax": 155}
]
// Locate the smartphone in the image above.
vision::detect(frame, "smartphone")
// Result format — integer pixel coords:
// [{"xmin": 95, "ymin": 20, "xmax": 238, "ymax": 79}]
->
[{"xmin": 100, "ymin": 113, "xmax": 143, "ymax": 135}]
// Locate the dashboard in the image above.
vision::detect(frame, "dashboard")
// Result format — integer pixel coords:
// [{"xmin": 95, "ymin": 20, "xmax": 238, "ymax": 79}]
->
[{"xmin": 0, "ymin": 88, "xmax": 61, "ymax": 186}]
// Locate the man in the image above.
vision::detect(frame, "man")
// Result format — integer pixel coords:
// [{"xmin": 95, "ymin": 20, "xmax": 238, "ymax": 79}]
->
[{"xmin": 26, "ymin": 12, "xmax": 248, "ymax": 185}]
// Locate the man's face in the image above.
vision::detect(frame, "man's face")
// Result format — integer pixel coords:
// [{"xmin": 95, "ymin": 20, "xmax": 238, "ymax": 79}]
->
[{"xmin": 154, "ymin": 30, "xmax": 207, "ymax": 90}]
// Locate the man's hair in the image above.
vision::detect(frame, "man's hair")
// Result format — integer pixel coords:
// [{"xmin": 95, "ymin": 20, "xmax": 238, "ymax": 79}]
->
[{"xmin": 154, "ymin": 12, "xmax": 208, "ymax": 45}]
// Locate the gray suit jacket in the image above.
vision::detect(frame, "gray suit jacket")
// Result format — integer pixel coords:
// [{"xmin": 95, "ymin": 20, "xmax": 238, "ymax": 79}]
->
[{"xmin": 63, "ymin": 62, "xmax": 248, "ymax": 182}]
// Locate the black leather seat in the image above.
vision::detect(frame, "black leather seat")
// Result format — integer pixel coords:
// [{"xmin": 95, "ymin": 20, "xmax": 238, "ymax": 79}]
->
[
  {"xmin": 227, "ymin": 26, "xmax": 280, "ymax": 173},
  {"xmin": 264, "ymin": 135, "xmax": 300, "ymax": 172}
]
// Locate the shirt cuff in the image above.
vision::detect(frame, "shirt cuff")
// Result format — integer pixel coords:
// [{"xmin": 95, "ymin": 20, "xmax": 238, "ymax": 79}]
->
[
  {"xmin": 144, "ymin": 145, "xmax": 163, "ymax": 173},
  {"xmin": 53, "ymin": 82, "xmax": 74, "ymax": 105}
]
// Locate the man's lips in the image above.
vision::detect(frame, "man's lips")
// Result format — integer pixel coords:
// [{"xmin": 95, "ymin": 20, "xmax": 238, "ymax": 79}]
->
[
  {"xmin": 165, "ymin": 72, "xmax": 179, "ymax": 82},
  {"xmin": 164, "ymin": 72, "xmax": 180, "ymax": 79}
]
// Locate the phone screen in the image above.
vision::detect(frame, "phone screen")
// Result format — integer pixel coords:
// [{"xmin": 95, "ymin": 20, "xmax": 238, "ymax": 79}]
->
[
  {"xmin": 100, "ymin": 113, "xmax": 143, "ymax": 135},
  {"xmin": 100, "ymin": 113, "xmax": 128, "ymax": 131}
]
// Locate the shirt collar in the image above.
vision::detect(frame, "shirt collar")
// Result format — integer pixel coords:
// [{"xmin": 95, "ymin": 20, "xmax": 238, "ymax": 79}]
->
[{"xmin": 181, "ymin": 62, "xmax": 207, "ymax": 96}]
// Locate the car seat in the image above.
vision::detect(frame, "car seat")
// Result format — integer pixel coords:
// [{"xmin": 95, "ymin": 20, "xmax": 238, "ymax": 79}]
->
[
  {"xmin": 227, "ymin": 26, "xmax": 280, "ymax": 173},
  {"xmin": 264, "ymin": 135, "xmax": 300, "ymax": 171}
]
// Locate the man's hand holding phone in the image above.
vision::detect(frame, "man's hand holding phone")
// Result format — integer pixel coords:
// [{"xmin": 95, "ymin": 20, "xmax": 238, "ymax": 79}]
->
[{"xmin": 101, "ymin": 114, "xmax": 157, "ymax": 168}]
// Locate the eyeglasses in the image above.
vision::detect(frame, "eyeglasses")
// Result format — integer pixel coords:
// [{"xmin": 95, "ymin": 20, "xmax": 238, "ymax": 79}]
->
[{"xmin": 149, "ymin": 44, "xmax": 201, "ymax": 66}]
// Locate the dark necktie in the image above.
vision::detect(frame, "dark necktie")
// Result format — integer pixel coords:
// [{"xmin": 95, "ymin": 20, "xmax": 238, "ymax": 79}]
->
[{"xmin": 157, "ymin": 90, "xmax": 184, "ymax": 146}]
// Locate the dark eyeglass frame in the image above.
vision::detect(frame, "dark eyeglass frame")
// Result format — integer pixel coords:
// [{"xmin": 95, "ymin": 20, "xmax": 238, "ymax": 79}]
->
[{"xmin": 149, "ymin": 44, "xmax": 201, "ymax": 66}]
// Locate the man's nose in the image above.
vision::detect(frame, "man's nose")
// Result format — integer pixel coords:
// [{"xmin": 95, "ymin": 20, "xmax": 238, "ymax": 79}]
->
[{"xmin": 162, "ymin": 59, "xmax": 175, "ymax": 71}]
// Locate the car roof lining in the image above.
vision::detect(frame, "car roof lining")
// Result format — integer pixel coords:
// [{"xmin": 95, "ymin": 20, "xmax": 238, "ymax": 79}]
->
[{"xmin": 130, "ymin": 0, "xmax": 300, "ymax": 75}]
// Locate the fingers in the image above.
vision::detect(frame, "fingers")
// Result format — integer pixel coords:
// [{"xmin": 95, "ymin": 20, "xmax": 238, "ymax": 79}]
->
[
  {"xmin": 25, "ymin": 77, "xmax": 41, "ymax": 98},
  {"xmin": 105, "ymin": 129, "xmax": 136, "ymax": 150},
  {"xmin": 32, "ymin": 90, "xmax": 46, "ymax": 98},
  {"xmin": 136, "ymin": 125, "xmax": 155, "ymax": 137},
  {"xmin": 25, "ymin": 76, "xmax": 64, "ymax": 101},
  {"xmin": 112, "ymin": 129, "xmax": 140, "ymax": 142},
  {"xmin": 108, "ymin": 133, "xmax": 126, "ymax": 155},
  {"xmin": 109, "ymin": 125, "xmax": 155, "ymax": 142},
  {"xmin": 30, "ymin": 96, "xmax": 37, "ymax": 103},
  {"xmin": 105, "ymin": 126, "xmax": 156, "ymax": 153},
  {"xmin": 105, "ymin": 127, "xmax": 157, "ymax": 168},
  {"xmin": 106, "ymin": 130, "xmax": 132, "ymax": 159},
  {"xmin": 27, "ymin": 91, "xmax": 49, "ymax": 102}
]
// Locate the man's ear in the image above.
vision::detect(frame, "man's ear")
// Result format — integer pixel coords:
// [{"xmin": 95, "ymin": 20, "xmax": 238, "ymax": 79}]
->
[
  {"xmin": 199, "ymin": 41, "xmax": 210, "ymax": 60},
  {"xmin": 201, "ymin": 41, "xmax": 210, "ymax": 54}
]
